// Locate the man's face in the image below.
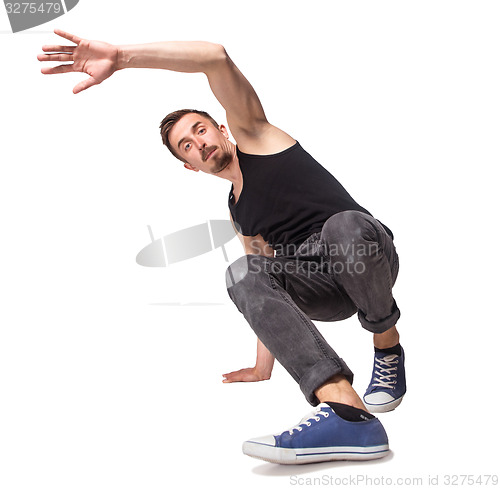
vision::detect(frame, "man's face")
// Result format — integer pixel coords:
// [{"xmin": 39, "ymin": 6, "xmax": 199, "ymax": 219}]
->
[{"xmin": 168, "ymin": 113, "xmax": 234, "ymax": 175}]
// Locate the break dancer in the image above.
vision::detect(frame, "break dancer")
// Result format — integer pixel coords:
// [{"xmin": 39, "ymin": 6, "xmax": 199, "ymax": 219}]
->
[{"xmin": 38, "ymin": 29, "xmax": 406, "ymax": 465}]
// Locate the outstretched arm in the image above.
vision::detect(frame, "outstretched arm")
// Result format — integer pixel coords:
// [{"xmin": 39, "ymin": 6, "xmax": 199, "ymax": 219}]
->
[
  {"xmin": 117, "ymin": 40, "xmax": 267, "ymax": 139},
  {"xmin": 38, "ymin": 29, "xmax": 295, "ymax": 150}
]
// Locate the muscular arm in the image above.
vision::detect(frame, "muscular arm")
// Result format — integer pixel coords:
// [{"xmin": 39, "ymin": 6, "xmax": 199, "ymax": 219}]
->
[
  {"xmin": 38, "ymin": 30, "xmax": 295, "ymax": 151},
  {"xmin": 117, "ymin": 43, "xmax": 262, "ymax": 132},
  {"xmin": 118, "ymin": 41, "xmax": 295, "ymax": 151}
]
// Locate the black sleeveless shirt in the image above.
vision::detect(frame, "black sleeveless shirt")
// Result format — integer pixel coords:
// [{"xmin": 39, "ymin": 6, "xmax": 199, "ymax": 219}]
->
[{"xmin": 228, "ymin": 142, "xmax": 391, "ymax": 253}]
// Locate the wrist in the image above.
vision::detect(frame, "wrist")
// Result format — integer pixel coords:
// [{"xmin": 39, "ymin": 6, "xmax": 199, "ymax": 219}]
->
[
  {"xmin": 116, "ymin": 45, "xmax": 130, "ymax": 70},
  {"xmin": 254, "ymin": 365, "xmax": 271, "ymax": 381}
]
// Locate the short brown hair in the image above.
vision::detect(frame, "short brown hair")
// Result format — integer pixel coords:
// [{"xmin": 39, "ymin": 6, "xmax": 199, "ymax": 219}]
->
[{"xmin": 159, "ymin": 109, "xmax": 219, "ymax": 162}]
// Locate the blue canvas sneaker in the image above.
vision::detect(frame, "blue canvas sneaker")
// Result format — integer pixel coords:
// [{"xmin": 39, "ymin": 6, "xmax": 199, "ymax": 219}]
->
[
  {"xmin": 363, "ymin": 347, "xmax": 406, "ymax": 413},
  {"xmin": 242, "ymin": 403, "xmax": 389, "ymax": 464}
]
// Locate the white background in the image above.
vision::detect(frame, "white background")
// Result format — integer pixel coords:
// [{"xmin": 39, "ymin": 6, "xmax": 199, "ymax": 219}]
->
[{"xmin": 1, "ymin": 1, "xmax": 499, "ymax": 488}]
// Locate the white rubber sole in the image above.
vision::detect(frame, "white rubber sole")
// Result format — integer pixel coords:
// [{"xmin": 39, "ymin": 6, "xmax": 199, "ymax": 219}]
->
[
  {"xmin": 363, "ymin": 395, "xmax": 404, "ymax": 414},
  {"xmin": 242, "ymin": 441, "xmax": 390, "ymax": 465}
]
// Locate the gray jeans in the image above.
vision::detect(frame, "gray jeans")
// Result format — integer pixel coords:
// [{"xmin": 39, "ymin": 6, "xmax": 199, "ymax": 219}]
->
[{"xmin": 226, "ymin": 211, "xmax": 400, "ymax": 406}]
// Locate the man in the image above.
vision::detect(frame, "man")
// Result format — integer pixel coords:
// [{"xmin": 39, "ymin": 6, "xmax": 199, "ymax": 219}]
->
[{"xmin": 38, "ymin": 29, "xmax": 406, "ymax": 465}]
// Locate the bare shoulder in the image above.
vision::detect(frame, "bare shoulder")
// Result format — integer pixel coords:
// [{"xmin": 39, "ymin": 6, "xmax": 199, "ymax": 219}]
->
[{"xmin": 230, "ymin": 122, "xmax": 296, "ymax": 156}]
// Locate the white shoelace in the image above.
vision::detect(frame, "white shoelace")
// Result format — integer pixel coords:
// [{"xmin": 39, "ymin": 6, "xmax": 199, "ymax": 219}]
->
[
  {"xmin": 372, "ymin": 354, "xmax": 399, "ymax": 389},
  {"xmin": 287, "ymin": 405, "xmax": 330, "ymax": 435}
]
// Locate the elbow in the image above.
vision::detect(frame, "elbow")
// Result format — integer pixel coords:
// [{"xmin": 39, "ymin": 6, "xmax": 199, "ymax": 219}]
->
[
  {"xmin": 203, "ymin": 42, "xmax": 229, "ymax": 71},
  {"xmin": 210, "ymin": 43, "xmax": 229, "ymax": 62}
]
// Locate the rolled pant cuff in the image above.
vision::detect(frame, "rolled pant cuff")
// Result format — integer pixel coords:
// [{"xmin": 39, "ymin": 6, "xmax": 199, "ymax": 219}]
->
[
  {"xmin": 358, "ymin": 300, "xmax": 401, "ymax": 334},
  {"xmin": 299, "ymin": 358, "xmax": 354, "ymax": 406}
]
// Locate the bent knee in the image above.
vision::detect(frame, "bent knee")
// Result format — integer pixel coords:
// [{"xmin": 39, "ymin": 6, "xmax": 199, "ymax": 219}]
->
[
  {"xmin": 322, "ymin": 211, "xmax": 376, "ymax": 243},
  {"xmin": 225, "ymin": 254, "xmax": 268, "ymax": 288}
]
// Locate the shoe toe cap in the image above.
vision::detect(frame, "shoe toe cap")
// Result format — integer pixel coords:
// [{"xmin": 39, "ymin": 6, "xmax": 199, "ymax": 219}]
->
[
  {"xmin": 244, "ymin": 434, "xmax": 276, "ymax": 447},
  {"xmin": 364, "ymin": 391, "xmax": 395, "ymax": 406}
]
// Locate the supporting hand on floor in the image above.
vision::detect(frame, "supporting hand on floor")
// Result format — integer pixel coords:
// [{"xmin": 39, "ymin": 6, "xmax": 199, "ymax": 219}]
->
[
  {"xmin": 223, "ymin": 338, "xmax": 275, "ymax": 383},
  {"xmin": 222, "ymin": 366, "xmax": 271, "ymax": 383}
]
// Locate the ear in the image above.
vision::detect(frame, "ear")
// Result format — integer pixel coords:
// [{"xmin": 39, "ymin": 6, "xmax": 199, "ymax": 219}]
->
[
  {"xmin": 183, "ymin": 162, "xmax": 199, "ymax": 172},
  {"xmin": 219, "ymin": 124, "xmax": 230, "ymax": 139}
]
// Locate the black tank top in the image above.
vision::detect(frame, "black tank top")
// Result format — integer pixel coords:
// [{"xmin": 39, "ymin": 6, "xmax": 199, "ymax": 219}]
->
[{"xmin": 228, "ymin": 142, "xmax": 391, "ymax": 253}]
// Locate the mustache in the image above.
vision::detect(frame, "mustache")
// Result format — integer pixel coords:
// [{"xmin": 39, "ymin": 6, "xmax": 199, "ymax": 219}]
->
[{"xmin": 202, "ymin": 145, "xmax": 218, "ymax": 162}]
